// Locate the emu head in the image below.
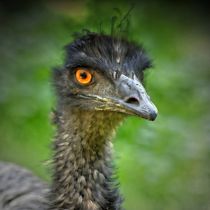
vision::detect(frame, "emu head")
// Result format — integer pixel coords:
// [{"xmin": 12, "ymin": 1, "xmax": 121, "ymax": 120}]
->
[{"xmin": 54, "ymin": 33, "xmax": 158, "ymax": 121}]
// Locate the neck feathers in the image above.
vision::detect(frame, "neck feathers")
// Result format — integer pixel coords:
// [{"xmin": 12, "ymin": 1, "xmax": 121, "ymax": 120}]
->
[{"xmin": 49, "ymin": 109, "xmax": 124, "ymax": 210}]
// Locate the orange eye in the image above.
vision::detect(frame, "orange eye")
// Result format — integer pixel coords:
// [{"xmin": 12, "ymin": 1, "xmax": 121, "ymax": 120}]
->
[{"xmin": 75, "ymin": 68, "xmax": 92, "ymax": 85}]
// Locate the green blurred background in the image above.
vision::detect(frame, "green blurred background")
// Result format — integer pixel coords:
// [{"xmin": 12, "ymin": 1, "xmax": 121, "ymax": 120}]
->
[{"xmin": 0, "ymin": 0, "xmax": 209, "ymax": 209}]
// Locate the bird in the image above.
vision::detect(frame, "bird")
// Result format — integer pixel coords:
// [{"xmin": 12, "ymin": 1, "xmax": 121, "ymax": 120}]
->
[{"xmin": 0, "ymin": 32, "xmax": 158, "ymax": 210}]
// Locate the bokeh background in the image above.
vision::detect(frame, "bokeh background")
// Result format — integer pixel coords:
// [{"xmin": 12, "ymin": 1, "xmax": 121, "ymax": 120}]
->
[{"xmin": 0, "ymin": 0, "xmax": 209, "ymax": 209}]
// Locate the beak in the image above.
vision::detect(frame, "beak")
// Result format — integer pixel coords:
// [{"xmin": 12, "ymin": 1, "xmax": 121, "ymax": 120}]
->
[{"xmin": 116, "ymin": 74, "xmax": 158, "ymax": 121}]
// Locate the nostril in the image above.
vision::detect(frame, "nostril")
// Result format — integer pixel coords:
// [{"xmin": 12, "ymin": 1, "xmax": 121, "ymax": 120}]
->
[{"xmin": 125, "ymin": 97, "xmax": 140, "ymax": 105}]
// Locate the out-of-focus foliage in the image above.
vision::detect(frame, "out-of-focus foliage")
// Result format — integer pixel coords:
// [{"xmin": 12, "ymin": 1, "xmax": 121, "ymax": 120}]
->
[{"xmin": 0, "ymin": 1, "xmax": 209, "ymax": 209}]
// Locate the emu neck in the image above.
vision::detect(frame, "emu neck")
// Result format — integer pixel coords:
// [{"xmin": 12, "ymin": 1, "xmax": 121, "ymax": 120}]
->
[{"xmin": 50, "ymin": 109, "xmax": 124, "ymax": 210}]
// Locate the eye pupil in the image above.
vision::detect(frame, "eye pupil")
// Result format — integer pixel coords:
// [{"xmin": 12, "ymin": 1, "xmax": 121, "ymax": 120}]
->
[{"xmin": 80, "ymin": 72, "xmax": 87, "ymax": 79}]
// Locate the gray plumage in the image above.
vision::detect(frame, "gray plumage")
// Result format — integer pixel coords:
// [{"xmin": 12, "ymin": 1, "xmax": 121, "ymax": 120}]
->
[
  {"xmin": 0, "ymin": 33, "xmax": 158, "ymax": 210},
  {"xmin": 0, "ymin": 162, "xmax": 48, "ymax": 210}
]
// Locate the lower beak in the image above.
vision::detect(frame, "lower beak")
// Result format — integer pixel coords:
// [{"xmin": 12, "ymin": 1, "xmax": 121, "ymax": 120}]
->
[{"xmin": 116, "ymin": 75, "xmax": 158, "ymax": 121}]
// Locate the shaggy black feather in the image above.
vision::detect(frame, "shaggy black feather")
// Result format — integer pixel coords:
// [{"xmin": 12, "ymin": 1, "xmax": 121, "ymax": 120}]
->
[{"xmin": 65, "ymin": 33, "xmax": 151, "ymax": 80}]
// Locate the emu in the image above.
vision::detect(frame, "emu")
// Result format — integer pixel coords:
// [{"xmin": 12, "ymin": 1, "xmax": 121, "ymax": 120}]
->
[{"xmin": 0, "ymin": 33, "xmax": 158, "ymax": 210}]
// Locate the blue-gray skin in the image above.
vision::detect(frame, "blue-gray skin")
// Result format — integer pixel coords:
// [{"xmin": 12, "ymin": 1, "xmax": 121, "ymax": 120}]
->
[{"xmin": 0, "ymin": 33, "xmax": 158, "ymax": 210}]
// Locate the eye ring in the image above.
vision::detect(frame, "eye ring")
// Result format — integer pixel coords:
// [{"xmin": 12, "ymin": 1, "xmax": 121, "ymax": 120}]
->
[{"xmin": 75, "ymin": 68, "xmax": 93, "ymax": 85}]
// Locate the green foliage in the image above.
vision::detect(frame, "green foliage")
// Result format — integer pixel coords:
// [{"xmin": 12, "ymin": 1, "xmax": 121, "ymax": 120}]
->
[{"xmin": 0, "ymin": 1, "xmax": 209, "ymax": 209}]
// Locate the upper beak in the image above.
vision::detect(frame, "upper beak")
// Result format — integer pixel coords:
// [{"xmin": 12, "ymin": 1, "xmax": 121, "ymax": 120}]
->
[{"xmin": 116, "ymin": 74, "xmax": 158, "ymax": 121}]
